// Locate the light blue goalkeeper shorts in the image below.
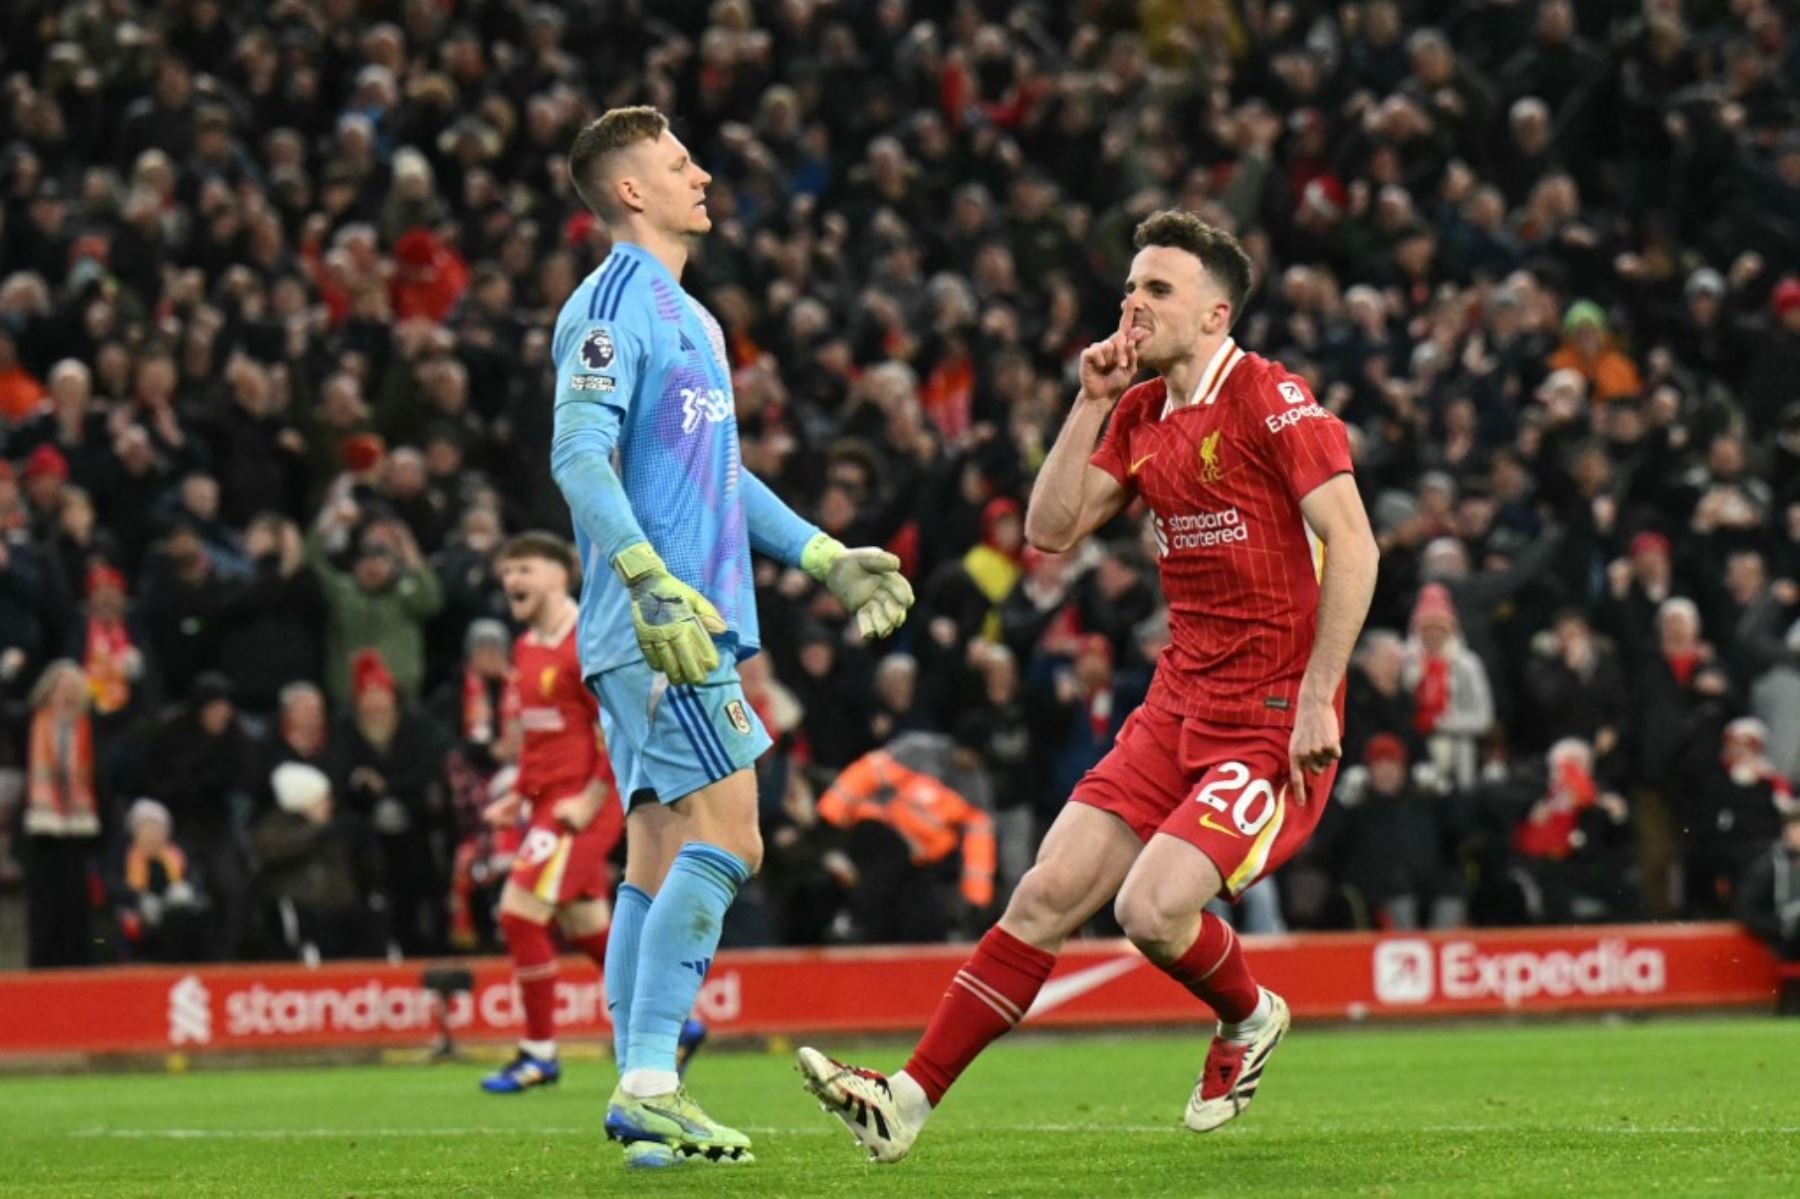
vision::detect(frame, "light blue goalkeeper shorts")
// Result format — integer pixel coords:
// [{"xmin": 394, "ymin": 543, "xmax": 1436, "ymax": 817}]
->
[{"xmin": 589, "ymin": 655, "xmax": 772, "ymax": 811}]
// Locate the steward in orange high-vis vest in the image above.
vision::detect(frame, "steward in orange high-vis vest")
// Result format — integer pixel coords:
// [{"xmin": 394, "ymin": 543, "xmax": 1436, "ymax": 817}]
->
[{"xmin": 818, "ymin": 748, "xmax": 995, "ymax": 909}]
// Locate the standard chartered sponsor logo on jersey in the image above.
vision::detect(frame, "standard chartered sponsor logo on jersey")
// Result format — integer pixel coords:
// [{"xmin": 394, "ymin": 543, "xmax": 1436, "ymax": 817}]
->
[
  {"xmin": 1265, "ymin": 403, "xmax": 1332, "ymax": 433},
  {"xmin": 1154, "ymin": 507, "xmax": 1251, "ymax": 556}
]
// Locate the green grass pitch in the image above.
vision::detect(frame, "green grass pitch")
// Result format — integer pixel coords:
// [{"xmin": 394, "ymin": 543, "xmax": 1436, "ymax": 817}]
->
[{"xmin": 6, "ymin": 1018, "xmax": 1797, "ymax": 1196}]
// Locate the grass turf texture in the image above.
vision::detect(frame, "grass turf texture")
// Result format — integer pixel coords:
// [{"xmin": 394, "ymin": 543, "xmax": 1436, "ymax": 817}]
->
[{"xmin": 5, "ymin": 1018, "xmax": 1797, "ymax": 1196}]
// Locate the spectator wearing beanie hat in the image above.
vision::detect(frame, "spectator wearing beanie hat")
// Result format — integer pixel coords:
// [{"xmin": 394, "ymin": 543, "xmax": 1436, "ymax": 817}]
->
[
  {"xmin": 1334, "ymin": 733, "xmax": 1468, "ymax": 931},
  {"xmin": 328, "ymin": 648, "xmax": 450, "ymax": 954},
  {"xmin": 1402, "ymin": 583, "xmax": 1494, "ymax": 790},
  {"xmin": 107, "ymin": 797, "xmax": 208, "ymax": 963},
  {"xmin": 1743, "ymin": 277, "xmax": 1800, "ymax": 438},
  {"xmin": 252, "ymin": 761, "xmax": 391, "ymax": 961},
  {"xmin": 1548, "ymin": 301, "xmax": 1643, "ymax": 402}
]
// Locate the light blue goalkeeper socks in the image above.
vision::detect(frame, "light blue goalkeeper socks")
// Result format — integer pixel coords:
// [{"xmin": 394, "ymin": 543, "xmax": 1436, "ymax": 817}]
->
[
  {"xmin": 624, "ymin": 843, "xmax": 748, "ymax": 1078},
  {"xmin": 605, "ymin": 883, "xmax": 653, "ymax": 1073}
]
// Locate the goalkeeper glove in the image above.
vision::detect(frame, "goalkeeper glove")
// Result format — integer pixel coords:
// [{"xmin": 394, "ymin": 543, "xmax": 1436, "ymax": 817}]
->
[
  {"xmin": 613, "ymin": 542, "xmax": 727, "ymax": 686},
  {"xmin": 801, "ymin": 533, "xmax": 915, "ymax": 640}
]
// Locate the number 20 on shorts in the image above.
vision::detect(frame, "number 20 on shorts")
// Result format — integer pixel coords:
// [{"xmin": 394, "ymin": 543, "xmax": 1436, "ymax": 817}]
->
[{"xmin": 1192, "ymin": 762, "xmax": 1281, "ymax": 837}]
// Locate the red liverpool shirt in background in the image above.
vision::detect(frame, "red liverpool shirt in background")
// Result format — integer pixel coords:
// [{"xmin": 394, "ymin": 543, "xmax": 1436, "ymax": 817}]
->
[
  {"xmin": 1090, "ymin": 337, "xmax": 1354, "ymax": 727},
  {"xmin": 511, "ymin": 623, "xmax": 618, "ymax": 833}
]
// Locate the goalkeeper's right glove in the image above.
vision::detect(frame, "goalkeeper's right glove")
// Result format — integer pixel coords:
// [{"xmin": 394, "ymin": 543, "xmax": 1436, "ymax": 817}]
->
[{"xmin": 614, "ymin": 542, "xmax": 726, "ymax": 686}]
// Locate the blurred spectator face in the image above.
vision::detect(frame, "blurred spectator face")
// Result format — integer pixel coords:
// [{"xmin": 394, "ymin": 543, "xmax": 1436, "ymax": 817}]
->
[
  {"xmin": 1725, "ymin": 552, "xmax": 1765, "ymax": 603},
  {"xmin": 1657, "ymin": 601, "xmax": 1701, "ymax": 655},
  {"xmin": 1361, "ymin": 633, "xmax": 1404, "ymax": 693},
  {"xmin": 798, "ymin": 638, "xmax": 834, "ymax": 679},
  {"xmin": 1416, "ymin": 610, "xmax": 1454, "ymax": 654},
  {"xmin": 175, "ymin": 479, "xmax": 217, "ymax": 526},
  {"xmin": 200, "ymin": 696, "xmax": 234, "ymax": 736},
  {"xmin": 1538, "ymin": 0, "xmax": 1574, "ymax": 43},
  {"xmin": 460, "ymin": 506, "xmax": 501, "ymax": 555},
  {"xmin": 819, "ymin": 484, "xmax": 857, "ymax": 535},
  {"xmin": 354, "ymin": 542, "xmax": 397, "ymax": 591},
  {"xmin": 1554, "ymin": 612, "xmax": 1592, "ymax": 658},
  {"xmin": 1367, "ymin": 1, "xmax": 1402, "ymax": 44},
  {"xmin": 46, "ymin": 666, "xmax": 87, "ymax": 718},
  {"xmin": 59, "ymin": 487, "xmax": 94, "ymax": 542},
  {"xmin": 356, "ymin": 682, "xmax": 397, "ymax": 730},
  {"xmin": 1632, "ymin": 540, "xmax": 1671, "ymax": 590},
  {"xmin": 1707, "ymin": 435, "xmax": 1745, "ymax": 480},
  {"xmin": 49, "ymin": 360, "xmax": 90, "ymax": 418},
  {"xmin": 874, "ymin": 654, "xmax": 916, "ymax": 712},
  {"xmin": 1075, "ymin": 636, "xmax": 1113, "ymax": 690},
  {"xmin": 165, "ymin": 528, "xmax": 206, "ymax": 575},
  {"xmin": 281, "ymin": 687, "xmax": 326, "ymax": 756},
  {"xmin": 1096, "ymin": 550, "xmax": 1140, "ymax": 599},
  {"xmin": 1509, "ymin": 99, "xmax": 1551, "ymax": 156},
  {"xmin": 1369, "ymin": 753, "xmax": 1407, "ymax": 796},
  {"xmin": 130, "ymin": 807, "xmax": 171, "ymax": 855},
  {"xmin": 386, "ymin": 449, "xmax": 427, "ymax": 499},
  {"xmin": 1572, "ymin": 446, "xmax": 1611, "ymax": 495}
]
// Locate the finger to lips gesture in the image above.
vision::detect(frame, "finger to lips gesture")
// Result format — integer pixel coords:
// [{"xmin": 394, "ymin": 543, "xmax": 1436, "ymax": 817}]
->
[{"xmin": 1079, "ymin": 304, "xmax": 1146, "ymax": 403}]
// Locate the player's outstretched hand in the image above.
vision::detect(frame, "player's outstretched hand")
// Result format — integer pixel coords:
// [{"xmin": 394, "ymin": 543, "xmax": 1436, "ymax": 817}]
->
[
  {"xmin": 614, "ymin": 542, "xmax": 727, "ymax": 686},
  {"xmin": 1078, "ymin": 305, "xmax": 1147, "ymax": 405},
  {"xmin": 1287, "ymin": 697, "xmax": 1342, "ymax": 806},
  {"xmin": 802, "ymin": 534, "xmax": 915, "ymax": 640}
]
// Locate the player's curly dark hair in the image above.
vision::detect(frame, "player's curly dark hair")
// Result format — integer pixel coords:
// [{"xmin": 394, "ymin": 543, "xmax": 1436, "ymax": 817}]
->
[
  {"xmin": 1133, "ymin": 210, "xmax": 1253, "ymax": 328},
  {"xmin": 498, "ymin": 531, "xmax": 580, "ymax": 579},
  {"xmin": 568, "ymin": 106, "xmax": 669, "ymax": 220}
]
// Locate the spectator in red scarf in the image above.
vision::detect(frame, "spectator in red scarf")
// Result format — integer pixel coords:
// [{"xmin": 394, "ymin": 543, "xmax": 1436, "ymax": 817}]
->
[
  {"xmin": 1402, "ymin": 583, "xmax": 1494, "ymax": 790},
  {"xmin": 23, "ymin": 659, "xmax": 99, "ymax": 967},
  {"xmin": 81, "ymin": 563, "xmax": 142, "ymax": 734},
  {"xmin": 1507, "ymin": 738, "xmax": 1641, "ymax": 923}
]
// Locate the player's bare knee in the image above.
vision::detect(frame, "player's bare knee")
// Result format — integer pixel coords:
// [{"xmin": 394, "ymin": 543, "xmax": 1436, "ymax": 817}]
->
[
  {"xmin": 1114, "ymin": 880, "xmax": 1183, "ymax": 960},
  {"xmin": 1000, "ymin": 865, "xmax": 1081, "ymax": 950}
]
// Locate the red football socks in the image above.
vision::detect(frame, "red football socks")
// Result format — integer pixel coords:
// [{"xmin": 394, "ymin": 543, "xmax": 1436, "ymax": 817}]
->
[
  {"xmin": 902, "ymin": 927, "xmax": 1055, "ymax": 1106},
  {"xmin": 570, "ymin": 930, "xmax": 608, "ymax": 966},
  {"xmin": 1163, "ymin": 911, "xmax": 1260, "ymax": 1023},
  {"xmin": 501, "ymin": 912, "xmax": 559, "ymax": 1044}
]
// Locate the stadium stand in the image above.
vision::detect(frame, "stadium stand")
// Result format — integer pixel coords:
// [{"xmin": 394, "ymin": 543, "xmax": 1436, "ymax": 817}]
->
[{"xmin": 1, "ymin": 0, "xmax": 1797, "ymax": 965}]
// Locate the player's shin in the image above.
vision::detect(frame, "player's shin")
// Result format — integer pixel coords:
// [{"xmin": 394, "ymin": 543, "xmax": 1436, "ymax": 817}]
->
[
  {"xmin": 1162, "ymin": 911, "xmax": 1263, "ymax": 1030},
  {"xmin": 500, "ymin": 912, "xmax": 560, "ymax": 1055},
  {"xmin": 605, "ymin": 884, "xmax": 653, "ymax": 1073},
  {"xmin": 901, "ymin": 926, "xmax": 1055, "ymax": 1106},
  {"xmin": 622, "ymin": 843, "xmax": 748, "ymax": 1096}
]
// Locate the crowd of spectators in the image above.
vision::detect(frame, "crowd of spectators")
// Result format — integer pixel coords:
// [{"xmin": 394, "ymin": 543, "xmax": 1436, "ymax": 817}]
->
[{"xmin": 3, "ymin": 0, "xmax": 1798, "ymax": 967}]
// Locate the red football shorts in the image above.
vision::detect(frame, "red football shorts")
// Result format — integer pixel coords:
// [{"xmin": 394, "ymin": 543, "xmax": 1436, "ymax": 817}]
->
[
  {"xmin": 1071, "ymin": 703, "xmax": 1339, "ymax": 898},
  {"xmin": 508, "ymin": 821, "xmax": 613, "ymax": 907}
]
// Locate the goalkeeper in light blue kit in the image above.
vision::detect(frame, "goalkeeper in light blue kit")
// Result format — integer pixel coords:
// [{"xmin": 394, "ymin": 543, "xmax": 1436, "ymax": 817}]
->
[{"xmin": 550, "ymin": 106, "xmax": 914, "ymax": 1169}]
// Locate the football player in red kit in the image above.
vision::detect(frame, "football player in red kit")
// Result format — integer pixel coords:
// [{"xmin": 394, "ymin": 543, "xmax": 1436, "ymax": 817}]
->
[
  {"xmin": 480, "ymin": 532, "xmax": 625, "ymax": 1093},
  {"xmin": 799, "ymin": 211, "xmax": 1379, "ymax": 1158}
]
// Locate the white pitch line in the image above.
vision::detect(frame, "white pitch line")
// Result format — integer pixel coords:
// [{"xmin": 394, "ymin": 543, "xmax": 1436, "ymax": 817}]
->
[{"xmin": 68, "ymin": 1123, "xmax": 1800, "ymax": 1141}]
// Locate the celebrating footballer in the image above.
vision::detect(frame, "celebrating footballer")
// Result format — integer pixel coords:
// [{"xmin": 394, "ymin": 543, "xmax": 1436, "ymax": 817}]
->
[{"xmin": 800, "ymin": 211, "xmax": 1380, "ymax": 1160}]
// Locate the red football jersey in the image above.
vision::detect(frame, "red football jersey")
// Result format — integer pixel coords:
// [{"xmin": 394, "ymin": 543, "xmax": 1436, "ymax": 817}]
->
[
  {"xmin": 1090, "ymin": 337, "xmax": 1354, "ymax": 727},
  {"xmin": 511, "ymin": 618, "xmax": 615, "ymax": 822}
]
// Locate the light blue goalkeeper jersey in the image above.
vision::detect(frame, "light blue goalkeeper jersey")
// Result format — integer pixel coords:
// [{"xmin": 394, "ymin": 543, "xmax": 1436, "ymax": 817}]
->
[{"xmin": 550, "ymin": 241, "xmax": 811, "ymax": 680}]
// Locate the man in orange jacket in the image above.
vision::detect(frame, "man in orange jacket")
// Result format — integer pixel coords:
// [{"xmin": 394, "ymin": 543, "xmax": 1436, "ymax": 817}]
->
[{"xmin": 818, "ymin": 746, "xmax": 995, "ymax": 942}]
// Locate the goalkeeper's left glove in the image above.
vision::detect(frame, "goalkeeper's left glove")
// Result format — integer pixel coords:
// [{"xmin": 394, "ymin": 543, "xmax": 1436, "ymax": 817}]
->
[{"xmin": 801, "ymin": 533, "xmax": 915, "ymax": 640}]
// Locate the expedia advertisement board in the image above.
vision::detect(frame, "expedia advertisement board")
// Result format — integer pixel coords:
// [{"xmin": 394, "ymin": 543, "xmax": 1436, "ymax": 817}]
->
[{"xmin": 0, "ymin": 925, "xmax": 1778, "ymax": 1057}]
